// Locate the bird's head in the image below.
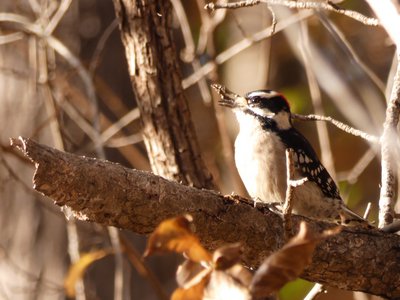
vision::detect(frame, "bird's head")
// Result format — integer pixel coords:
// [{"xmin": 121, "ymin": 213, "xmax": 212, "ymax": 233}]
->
[{"xmin": 213, "ymin": 84, "xmax": 292, "ymax": 130}]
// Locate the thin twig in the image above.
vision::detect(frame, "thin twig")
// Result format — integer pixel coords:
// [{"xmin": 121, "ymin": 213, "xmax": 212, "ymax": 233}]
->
[
  {"xmin": 27, "ymin": 0, "xmax": 41, "ymax": 15},
  {"xmin": 104, "ymin": 133, "xmax": 143, "ymax": 148},
  {"xmin": 205, "ymin": 0, "xmax": 379, "ymax": 26},
  {"xmin": 53, "ymin": 93, "xmax": 100, "ymax": 142},
  {"xmin": 171, "ymin": 0, "xmax": 212, "ymax": 104},
  {"xmin": 89, "ymin": 19, "xmax": 118, "ymax": 76},
  {"xmin": 363, "ymin": 202, "xmax": 372, "ymax": 220},
  {"xmin": 292, "ymin": 114, "xmax": 380, "ymax": 144},
  {"xmin": 44, "ymin": 0, "xmax": 72, "ymax": 36},
  {"xmin": 196, "ymin": 0, "xmax": 227, "ymax": 55},
  {"xmin": 120, "ymin": 235, "xmax": 169, "ymax": 300},
  {"xmin": 99, "ymin": 108, "xmax": 140, "ymax": 144},
  {"xmin": 206, "ymin": 0, "xmax": 260, "ymax": 10},
  {"xmin": 304, "ymin": 283, "xmax": 326, "ymax": 300},
  {"xmin": 0, "ymin": 32, "xmax": 24, "ymax": 45},
  {"xmin": 266, "ymin": 5, "xmax": 277, "ymax": 36},
  {"xmin": 108, "ymin": 228, "xmax": 126, "ymax": 300},
  {"xmin": 337, "ymin": 148, "xmax": 376, "ymax": 184},
  {"xmin": 283, "ymin": 149, "xmax": 308, "ymax": 239},
  {"xmin": 283, "ymin": 149, "xmax": 295, "ymax": 239}
]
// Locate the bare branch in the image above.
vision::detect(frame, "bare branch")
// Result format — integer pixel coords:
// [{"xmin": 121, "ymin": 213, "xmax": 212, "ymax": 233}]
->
[
  {"xmin": 283, "ymin": 149, "xmax": 308, "ymax": 239},
  {"xmin": 304, "ymin": 283, "xmax": 325, "ymax": 300},
  {"xmin": 120, "ymin": 235, "xmax": 169, "ymax": 300},
  {"xmin": 205, "ymin": 0, "xmax": 379, "ymax": 26},
  {"xmin": 292, "ymin": 114, "xmax": 380, "ymax": 144},
  {"xmin": 205, "ymin": 0, "xmax": 260, "ymax": 10},
  {"xmin": 378, "ymin": 55, "xmax": 400, "ymax": 227},
  {"xmin": 0, "ymin": 32, "xmax": 24, "ymax": 45},
  {"xmin": 44, "ymin": 0, "xmax": 72, "ymax": 36},
  {"xmin": 99, "ymin": 108, "xmax": 141, "ymax": 144},
  {"xmin": 10, "ymin": 137, "xmax": 400, "ymax": 298},
  {"xmin": 363, "ymin": 202, "xmax": 372, "ymax": 220},
  {"xmin": 337, "ymin": 148, "xmax": 376, "ymax": 184},
  {"xmin": 365, "ymin": 0, "xmax": 400, "ymax": 229},
  {"xmin": 171, "ymin": 0, "xmax": 212, "ymax": 104},
  {"xmin": 89, "ymin": 19, "xmax": 118, "ymax": 76},
  {"xmin": 283, "ymin": 149, "xmax": 295, "ymax": 238}
]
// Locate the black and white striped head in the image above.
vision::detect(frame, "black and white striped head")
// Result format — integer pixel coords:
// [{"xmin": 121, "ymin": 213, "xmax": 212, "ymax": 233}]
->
[
  {"xmin": 214, "ymin": 85, "xmax": 293, "ymax": 130},
  {"xmin": 243, "ymin": 90, "xmax": 292, "ymax": 130}
]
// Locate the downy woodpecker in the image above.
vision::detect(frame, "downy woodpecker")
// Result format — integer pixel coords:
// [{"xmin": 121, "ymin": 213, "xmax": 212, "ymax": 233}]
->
[{"xmin": 213, "ymin": 84, "xmax": 365, "ymax": 224}]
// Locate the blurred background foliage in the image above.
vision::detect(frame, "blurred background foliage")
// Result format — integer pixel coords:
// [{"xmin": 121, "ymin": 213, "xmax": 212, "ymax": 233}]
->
[{"xmin": 0, "ymin": 0, "xmax": 393, "ymax": 299}]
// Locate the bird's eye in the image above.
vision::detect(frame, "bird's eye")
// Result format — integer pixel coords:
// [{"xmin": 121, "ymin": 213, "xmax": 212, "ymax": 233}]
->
[{"xmin": 247, "ymin": 97, "xmax": 260, "ymax": 106}]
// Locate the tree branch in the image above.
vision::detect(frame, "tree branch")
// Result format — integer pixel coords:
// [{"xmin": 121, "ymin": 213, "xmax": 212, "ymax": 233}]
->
[
  {"xmin": 365, "ymin": 1, "xmax": 400, "ymax": 228},
  {"xmin": 112, "ymin": 0, "xmax": 214, "ymax": 189},
  {"xmin": 205, "ymin": 0, "xmax": 379, "ymax": 26},
  {"xmin": 378, "ymin": 55, "xmax": 400, "ymax": 227},
  {"xmin": 10, "ymin": 137, "xmax": 400, "ymax": 299},
  {"xmin": 292, "ymin": 114, "xmax": 379, "ymax": 144}
]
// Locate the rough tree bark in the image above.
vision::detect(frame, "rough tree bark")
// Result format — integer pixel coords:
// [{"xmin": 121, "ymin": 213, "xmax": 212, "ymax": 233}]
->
[
  {"xmin": 11, "ymin": 137, "xmax": 400, "ymax": 299},
  {"xmin": 111, "ymin": 0, "xmax": 214, "ymax": 189}
]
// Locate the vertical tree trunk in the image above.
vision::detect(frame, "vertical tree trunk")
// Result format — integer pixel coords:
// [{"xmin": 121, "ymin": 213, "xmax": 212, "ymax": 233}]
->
[{"xmin": 112, "ymin": 0, "xmax": 215, "ymax": 189}]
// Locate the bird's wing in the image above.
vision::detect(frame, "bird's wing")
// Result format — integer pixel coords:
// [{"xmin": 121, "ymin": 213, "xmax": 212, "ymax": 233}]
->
[{"xmin": 277, "ymin": 128, "xmax": 341, "ymax": 200}]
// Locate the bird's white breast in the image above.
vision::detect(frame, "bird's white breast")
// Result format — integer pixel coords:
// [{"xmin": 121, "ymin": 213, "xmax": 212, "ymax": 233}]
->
[
  {"xmin": 233, "ymin": 112, "xmax": 342, "ymax": 219},
  {"xmin": 234, "ymin": 112, "xmax": 287, "ymax": 204}
]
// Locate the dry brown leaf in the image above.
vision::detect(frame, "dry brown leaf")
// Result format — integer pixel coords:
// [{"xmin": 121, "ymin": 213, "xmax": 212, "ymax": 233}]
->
[
  {"xmin": 64, "ymin": 249, "xmax": 111, "ymax": 297},
  {"xmin": 144, "ymin": 215, "xmax": 212, "ymax": 263},
  {"xmin": 250, "ymin": 222, "xmax": 340, "ymax": 298}
]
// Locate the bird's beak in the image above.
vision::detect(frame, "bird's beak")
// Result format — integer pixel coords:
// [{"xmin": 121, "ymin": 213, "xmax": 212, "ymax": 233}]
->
[{"xmin": 211, "ymin": 84, "xmax": 247, "ymax": 109}]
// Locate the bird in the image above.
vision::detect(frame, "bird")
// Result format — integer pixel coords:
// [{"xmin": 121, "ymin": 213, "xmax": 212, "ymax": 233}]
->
[{"xmin": 212, "ymin": 84, "xmax": 366, "ymax": 224}]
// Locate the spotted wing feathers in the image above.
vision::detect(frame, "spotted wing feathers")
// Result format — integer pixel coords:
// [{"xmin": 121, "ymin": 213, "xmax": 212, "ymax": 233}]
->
[
  {"xmin": 276, "ymin": 128, "xmax": 341, "ymax": 200},
  {"xmin": 292, "ymin": 149, "xmax": 341, "ymax": 199}
]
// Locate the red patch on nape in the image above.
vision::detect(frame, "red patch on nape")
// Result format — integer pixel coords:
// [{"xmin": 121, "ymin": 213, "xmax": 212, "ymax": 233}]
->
[{"xmin": 276, "ymin": 92, "xmax": 291, "ymax": 109}]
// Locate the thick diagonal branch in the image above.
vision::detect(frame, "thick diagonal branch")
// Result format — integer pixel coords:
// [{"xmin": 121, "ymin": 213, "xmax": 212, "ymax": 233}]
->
[{"xmin": 10, "ymin": 137, "xmax": 400, "ymax": 299}]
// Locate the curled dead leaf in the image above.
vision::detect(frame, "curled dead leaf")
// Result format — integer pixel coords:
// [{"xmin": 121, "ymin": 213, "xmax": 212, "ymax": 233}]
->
[
  {"xmin": 250, "ymin": 222, "xmax": 340, "ymax": 298},
  {"xmin": 144, "ymin": 215, "xmax": 212, "ymax": 263}
]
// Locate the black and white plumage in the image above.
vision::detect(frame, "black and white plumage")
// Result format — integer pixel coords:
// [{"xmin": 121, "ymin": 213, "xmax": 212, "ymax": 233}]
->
[{"xmin": 214, "ymin": 85, "xmax": 365, "ymax": 224}]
